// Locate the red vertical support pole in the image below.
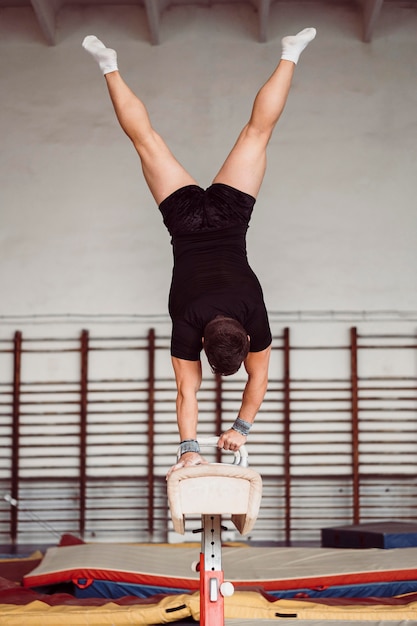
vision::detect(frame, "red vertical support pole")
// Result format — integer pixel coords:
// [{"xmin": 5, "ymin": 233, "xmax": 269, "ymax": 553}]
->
[
  {"xmin": 200, "ymin": 515, "xmax": 225, "ymax": 626},
  {"xmin": 201, "ymin": 567, "xmax": 224, "ymax": 626},
  {"xmin": 350, "ymin": 327, "xmax": 360, "ymax": 524},
  {"xmin": 147, "ymin": 328, "xmax": 155, "ymax": 537},
  {"xmin": 79, "ymin": 329, "xmax": 89, "ymax": 539},
  {"xmin": 214, "ymin": 373, "xmax": 222, "ymax": 463},
  {"xmin": 283, "ymin": 327, "xmax": 291, "ymax": 546},
  {"xmin": 11, "ymin": 331, "xmax": 22, "ymax": 546}
]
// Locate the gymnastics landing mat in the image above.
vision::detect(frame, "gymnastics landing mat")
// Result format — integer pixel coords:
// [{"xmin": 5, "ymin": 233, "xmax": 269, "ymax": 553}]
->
[
  {"xmin": 2, "ymin": 544, "xmax": 417, "ymax": 624},
  {"xmin": 23, "ymin": 543, "xmax": 417, "ymax": 599}
]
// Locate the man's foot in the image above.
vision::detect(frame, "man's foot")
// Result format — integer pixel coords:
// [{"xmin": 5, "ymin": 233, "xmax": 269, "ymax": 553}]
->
[
  {"xmin": 166, "ymin": 452, "xmax": 208, "ymax": 479},
  {"xmin": 82, "ymin": 35, "xmax": 118, "ymax": 75},
  {"xmin": 281, "ymin": 27, "xmax": 317, "ymax": 65}
]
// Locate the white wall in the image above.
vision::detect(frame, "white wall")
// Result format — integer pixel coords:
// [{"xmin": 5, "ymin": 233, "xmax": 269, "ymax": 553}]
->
[{"xmin": 1, "ymin": 3, "xmax": 417, "ymax": 327}]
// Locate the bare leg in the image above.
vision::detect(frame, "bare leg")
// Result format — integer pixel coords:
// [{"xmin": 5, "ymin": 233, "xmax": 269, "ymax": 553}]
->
[
  {"xmin": 212, "ymin": 60, "xmax": 295, "ymax": 198},
  {"xmin": 213, "ymin": 27, "xmax": 316, "ymax": 198},
  {"xmin": 104, "ymin": 72, "xmax": 197, "ymax": 204},
  {"xmin": 82, "ymin": 36, "xmax": 197, "ymax": 205}
]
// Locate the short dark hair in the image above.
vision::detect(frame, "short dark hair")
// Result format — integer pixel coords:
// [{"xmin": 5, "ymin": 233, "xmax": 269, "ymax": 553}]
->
[{"xmin": 203, "ymin": 316, "xmax": 250, "ymax": 376}]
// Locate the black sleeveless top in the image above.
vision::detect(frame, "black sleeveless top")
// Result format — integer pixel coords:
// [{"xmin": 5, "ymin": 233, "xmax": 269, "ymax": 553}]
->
[{"xmin": 159, "ymin": 183, "xmax": 272, "ymax": 360}]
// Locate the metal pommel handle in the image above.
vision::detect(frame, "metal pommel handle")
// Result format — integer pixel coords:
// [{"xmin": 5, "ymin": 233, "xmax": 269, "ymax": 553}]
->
[{"xmin": 197, "ymin": 436, "xmax": 249, "ymax": 467}]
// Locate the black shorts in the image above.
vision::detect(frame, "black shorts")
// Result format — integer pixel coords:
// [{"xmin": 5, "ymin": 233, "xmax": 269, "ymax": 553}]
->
[{"xmin": 158, "ymin": 182, "xmax": 256, "ymax": 238}]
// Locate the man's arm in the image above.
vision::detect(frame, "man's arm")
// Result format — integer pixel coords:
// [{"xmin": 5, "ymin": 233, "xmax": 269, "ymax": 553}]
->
[
  {"xmin": 172, "ymin": 357, "xmax": 202, "ymax": 439},
  {"xmin": 218, "ymin": 345, "xmax": 271, "ymax": 451},
  {"xmin": 166, "ymin": 357, "xmax": 207, "ymax": 477}
]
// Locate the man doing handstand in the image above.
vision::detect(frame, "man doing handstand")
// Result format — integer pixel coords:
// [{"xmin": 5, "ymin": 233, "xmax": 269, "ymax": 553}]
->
[{"xmin": 82, "ymin": 27, "xmax": 316, "ymax": 474}]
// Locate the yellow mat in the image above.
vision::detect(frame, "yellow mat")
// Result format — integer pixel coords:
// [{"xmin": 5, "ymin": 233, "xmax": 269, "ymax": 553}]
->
[{"xmin": 2, "ymin": 590, "xmax": 417, "ymax": 625}]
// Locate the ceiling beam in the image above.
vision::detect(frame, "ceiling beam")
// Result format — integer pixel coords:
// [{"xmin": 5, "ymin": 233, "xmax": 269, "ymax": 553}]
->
[
  {"xmin": 30, "ymin": 0, "xmax": 62, "ymax": 46},
  {"xmin": 362, "ymin": 0, "xmax": 384, "ymax": 42},
  {"xmin": 144, "ymin": 0, "xmax": 166, "ymax": 45},
  {"xmin": 257, "ymin": 0, "xmax": 271, "ymax": 43}
]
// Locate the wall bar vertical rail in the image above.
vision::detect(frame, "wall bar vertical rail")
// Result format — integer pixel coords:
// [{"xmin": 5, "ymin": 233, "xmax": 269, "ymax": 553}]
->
[
  {"xmin": 350, "ymin": 327, "xmax": 360, "ymax": 524},
  {"xmin": 147, "ymin": 328, "xmax": 156, "ymax": 537},
  {"xmin": 79, "ymin": 329, "xmax": 89, "ymax": 539},
  {"xmin": 11, "ymin": 331, "xmax": 22, "ymax": 545},
  {"xmin": 215, "ymin": 373, "xmax": 223, "ymax": 463},
  {"xmin": 283, "ymin": 327, "xmax": 291, "ymax": 545}
]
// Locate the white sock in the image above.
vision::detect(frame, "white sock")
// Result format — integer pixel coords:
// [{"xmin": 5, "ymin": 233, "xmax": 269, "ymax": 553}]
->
[
  {"xmin": 281, "ymin": 27, "xmax": 317, "ymax": 65},
  {"xmin": 82, "ymin": 35, "xmax": 118, "ymax": 75}
]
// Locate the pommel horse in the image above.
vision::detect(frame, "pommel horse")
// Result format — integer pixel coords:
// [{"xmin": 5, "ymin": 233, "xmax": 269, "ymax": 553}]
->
[{"xmin": 167, "ymin": 436, "xmax": 262, "ymax": 626}]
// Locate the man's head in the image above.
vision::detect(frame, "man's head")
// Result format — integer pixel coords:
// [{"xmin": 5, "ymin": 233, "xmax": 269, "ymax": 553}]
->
[{"xmin": 203, "ymin": 316, "xmax": 250, "ymax": 376}]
